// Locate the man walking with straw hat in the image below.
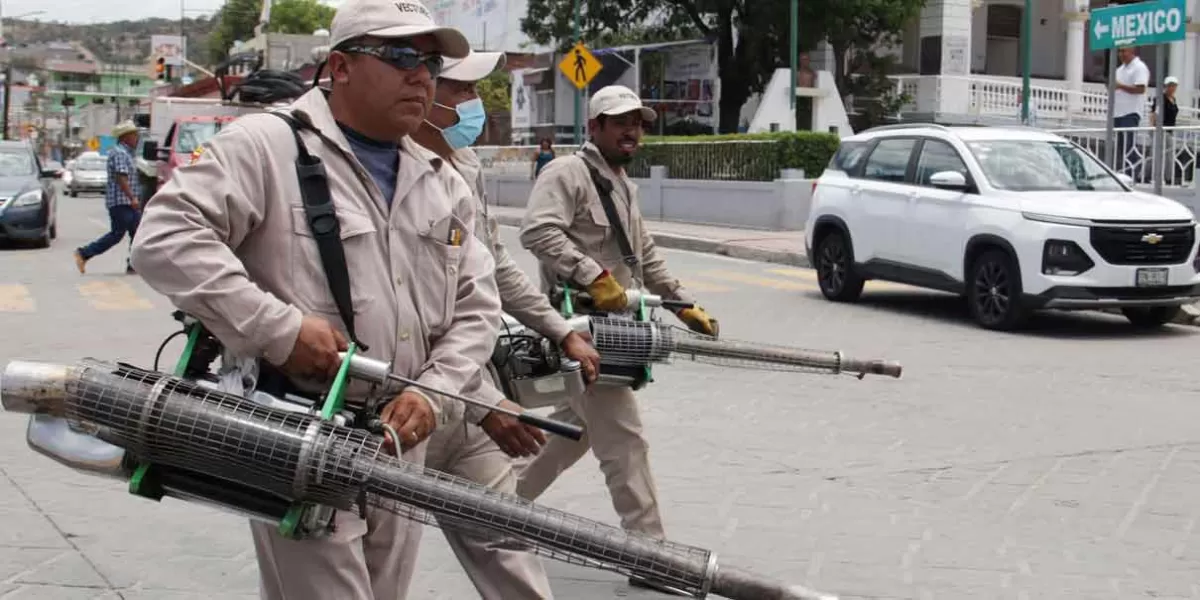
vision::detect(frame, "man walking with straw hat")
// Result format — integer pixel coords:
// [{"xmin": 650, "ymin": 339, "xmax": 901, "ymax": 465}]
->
[{"xmin": 74, "ymin": 121, "xmax": 141, "ymax": 275}]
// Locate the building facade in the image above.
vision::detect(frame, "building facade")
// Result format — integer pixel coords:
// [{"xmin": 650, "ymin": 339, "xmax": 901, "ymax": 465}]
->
[{"xmin": 865, "ymin": 0, "xmax": 1200, "ymax": 126}]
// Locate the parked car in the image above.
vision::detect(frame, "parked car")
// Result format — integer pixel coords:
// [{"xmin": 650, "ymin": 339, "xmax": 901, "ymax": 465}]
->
[
  {"xmin": 0, "ymin": 140, "xmax": 60, "ymax": 248},
  {"xmin": 67, "ymin": 152, "xmax": 107, "ymax": 196},
  {"xmin": 804, "ymin": 123, "xmax": 1200, "ymax": 330}
]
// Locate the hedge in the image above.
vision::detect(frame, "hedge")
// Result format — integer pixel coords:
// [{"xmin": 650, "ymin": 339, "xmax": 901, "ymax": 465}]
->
[{"xmin": 626, "ymin": 131, "xmax": 841, "ymax": 182}]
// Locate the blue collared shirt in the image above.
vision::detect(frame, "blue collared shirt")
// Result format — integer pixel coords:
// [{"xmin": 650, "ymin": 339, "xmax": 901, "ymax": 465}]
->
[{"xmin": 105, "ymin": 143, "xmax": 140, "ymax": 209}]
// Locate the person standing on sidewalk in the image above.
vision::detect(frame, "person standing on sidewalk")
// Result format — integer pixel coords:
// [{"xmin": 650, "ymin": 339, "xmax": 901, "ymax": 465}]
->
[
  {"xmin": 516, "ymin": 84, "xmax": 718, "ymax": 593},
  {"xmin": 1113, "ymin": 47, "xmax": 1150, "ymax": 176},
  {"xmin": 74, "ymin": 121, "xmax": 141, "ymax": 274},
  {"xmin": 410, "ymin": 48, "xmax": 602, "ymax": 600}
]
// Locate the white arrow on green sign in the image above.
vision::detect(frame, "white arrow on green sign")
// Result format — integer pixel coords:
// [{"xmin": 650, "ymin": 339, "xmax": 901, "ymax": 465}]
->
[{"xmin": 1089, "ymin": 0, "xmax": 1187, "ymax": 51}]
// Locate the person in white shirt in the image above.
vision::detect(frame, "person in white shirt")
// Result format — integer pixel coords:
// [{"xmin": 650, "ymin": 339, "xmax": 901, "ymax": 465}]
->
[{"xmin": 1113, "ymin": 47, "xmax": 1150, "ymax": 175}]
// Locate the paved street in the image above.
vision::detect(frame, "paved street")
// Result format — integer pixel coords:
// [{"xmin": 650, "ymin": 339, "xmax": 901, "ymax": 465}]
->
[{"xmin": 2, "ymin": 193, "xmax": 1200, "ymax": 599}]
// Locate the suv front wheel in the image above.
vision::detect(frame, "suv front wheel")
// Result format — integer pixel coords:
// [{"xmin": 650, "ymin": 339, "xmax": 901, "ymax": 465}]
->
[
  {"xmin": 814, "ymin": 231, "xmax": 865, "ymax": 302},
  {"xmin": 967, "ymin": 249, "xmax": 1028, "ymax": 330}
]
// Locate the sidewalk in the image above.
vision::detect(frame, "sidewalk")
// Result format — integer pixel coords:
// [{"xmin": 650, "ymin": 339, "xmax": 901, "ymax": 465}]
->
[
  {"xmin": 490, "ymin": 205, "xmax": 1200, "ymax": 326},
  {"xmin": 489, "ymin": 205, "xmax": 810, "ymax": 267}
]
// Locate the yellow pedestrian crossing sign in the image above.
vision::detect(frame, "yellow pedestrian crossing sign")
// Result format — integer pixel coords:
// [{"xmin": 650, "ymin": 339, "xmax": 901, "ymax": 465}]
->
[
  {"xmin": 87, "ymin": 137, "xmax": 99, "ymax": 151},
  {"xmin": 558, "ymin": 42, "xmax": 602, "ymax": 90}
]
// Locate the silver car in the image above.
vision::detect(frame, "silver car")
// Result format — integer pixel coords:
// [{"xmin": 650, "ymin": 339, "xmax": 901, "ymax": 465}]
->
[{"xmin": 67, "ymin": 153, "xmax": 107, "ymax": 196}]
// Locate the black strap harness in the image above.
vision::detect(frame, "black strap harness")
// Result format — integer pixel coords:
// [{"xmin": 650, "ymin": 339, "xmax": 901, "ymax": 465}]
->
[{"xmin": 583, "ymin": 161, "xmax": 639, "ymax": 269}]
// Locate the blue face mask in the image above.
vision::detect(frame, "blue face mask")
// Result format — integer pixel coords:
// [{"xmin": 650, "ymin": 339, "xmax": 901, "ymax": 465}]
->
[{"xmin": 433, "ymin": 98, "xmax": 486, "ymax": 149}]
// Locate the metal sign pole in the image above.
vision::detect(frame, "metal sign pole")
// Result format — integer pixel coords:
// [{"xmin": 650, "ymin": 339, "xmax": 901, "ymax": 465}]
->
[
  {"xmin": 1106, "ymin": 49, "xmax": 1116, "ymax": 169},
  {"xmin": 1153, "ymin": 44, "xmax": 1166, "ymax": 194}
]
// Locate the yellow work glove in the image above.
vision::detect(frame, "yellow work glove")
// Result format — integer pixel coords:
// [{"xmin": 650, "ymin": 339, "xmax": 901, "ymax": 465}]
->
[
  {"xmin": 586, "ymin": 271, "xmax": 628, "ymax": 311},
  {"xmin": 677, "ymin": 306, "xmax": 719, "ymax": 338}
]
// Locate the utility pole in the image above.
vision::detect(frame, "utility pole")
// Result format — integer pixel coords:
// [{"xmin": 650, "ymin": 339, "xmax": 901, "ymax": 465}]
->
[
  {"xmin": 789, "ymin": 0, "xmax": 798, "ymax": 115},
  {"xmin": 2, "ymin": 63, "xmax": 10, "ymax": 140},
  {"xmin": 572, "ymin": 0, "xmax": 582, "ymax": 145},
  {"xmin": 1020, "ymin": 0, "xmax": 1031, "ymax": 124}
]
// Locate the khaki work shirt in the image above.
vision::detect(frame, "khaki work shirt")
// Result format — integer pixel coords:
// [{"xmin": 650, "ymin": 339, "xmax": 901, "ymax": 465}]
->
[
  {"xmin": 518, "ymin": 142, "xmax": 693, "ymax": 303},
  {"xmin": 453, "ymin": 147, "xmax": 574, "ymax": 345},
  {"xmin": 130, "ymin": 88, "xmax": 501, "ymax": 426}
]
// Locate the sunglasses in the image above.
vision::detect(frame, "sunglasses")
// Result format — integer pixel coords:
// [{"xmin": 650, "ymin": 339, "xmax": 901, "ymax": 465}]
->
[{"xmin": 340, "ymin": 44, "xmax": 444, "ymax": 78}]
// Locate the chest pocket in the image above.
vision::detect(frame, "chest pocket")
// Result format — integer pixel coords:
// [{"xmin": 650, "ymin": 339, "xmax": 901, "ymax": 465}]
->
[
  {"xmin": 414, "ymin": 214, "xmax": 466, "ymax": 336},
  {"xmin": 290, "ymin": 205, "xmax": 378, "ymax": 317}
]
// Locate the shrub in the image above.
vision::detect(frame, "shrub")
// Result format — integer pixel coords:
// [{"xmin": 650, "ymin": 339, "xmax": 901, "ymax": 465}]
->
[{"xmin": 628, "ymin": 131, "xmax": 840, "ymax": 181}]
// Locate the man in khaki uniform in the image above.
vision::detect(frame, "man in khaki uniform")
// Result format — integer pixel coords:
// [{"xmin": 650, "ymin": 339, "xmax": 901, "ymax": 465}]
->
[
  {"xmin": 130, "ymin": 1, "xmax": 502, "ymax": 598},
  {"xmin": 516, "ymin": 84, "xmax": 718, "ymax": 592},
  {"xmin": 410, "ymin": 49, "xmax": 602, "ymax": 600}
]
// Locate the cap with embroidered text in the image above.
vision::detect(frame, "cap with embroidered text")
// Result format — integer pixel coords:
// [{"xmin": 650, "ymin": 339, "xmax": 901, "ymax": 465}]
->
[
  {"xmin": 441, "ymin": 51, "xmax": 506, "ymax": 82},
  {"xmin": 330, "ymin": 0, "xmax": 470, "ymax": 59},
  {"xmin": 588, "ymin": 85, "xmax": 656, "ymax": 122}
]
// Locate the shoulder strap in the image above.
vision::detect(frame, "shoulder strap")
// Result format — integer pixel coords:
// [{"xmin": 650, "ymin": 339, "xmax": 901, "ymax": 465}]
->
[
  {"xmin": 269, "ymin": 111, "xmax": 368, "ymax": 351},
  {"xmin": 583, "ymin": 161, "xmax": 638, "ymax": 268}
]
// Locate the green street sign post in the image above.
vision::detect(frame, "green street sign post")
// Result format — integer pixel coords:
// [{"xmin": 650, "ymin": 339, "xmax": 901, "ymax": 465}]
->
[{"xmin": 1089, "ymin": 0, "xmax": 1186, "ymax": 194}]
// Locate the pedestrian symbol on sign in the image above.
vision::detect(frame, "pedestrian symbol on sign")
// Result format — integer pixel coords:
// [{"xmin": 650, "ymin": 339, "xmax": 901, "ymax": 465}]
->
[{"xmin": 557, "ymin": 42, "xmax": 602, "ymax": 90}]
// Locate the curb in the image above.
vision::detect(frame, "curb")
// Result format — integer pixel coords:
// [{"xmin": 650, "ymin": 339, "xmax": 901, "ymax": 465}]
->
[{"xmin": 494, "ymin": 214, "xmax": 812, "ymax": 268}]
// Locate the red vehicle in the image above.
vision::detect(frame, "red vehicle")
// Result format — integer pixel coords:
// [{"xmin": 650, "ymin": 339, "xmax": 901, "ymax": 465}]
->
[{"xmin": 151, "ymin": 115, "xmax": 238, "ymax": 187}]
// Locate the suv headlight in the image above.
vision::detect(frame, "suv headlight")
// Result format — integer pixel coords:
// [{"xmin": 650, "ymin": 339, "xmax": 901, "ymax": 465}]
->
[
  {"xmin": 1043, "ymin": 240, "xmax": 1094, "ymax": 276},
  {"xmin": 11, "ymin": 191, "xmax": 41, "ymax": 207}
]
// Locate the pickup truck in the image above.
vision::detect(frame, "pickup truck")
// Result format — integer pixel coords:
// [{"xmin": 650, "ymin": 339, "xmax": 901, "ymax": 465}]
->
[{"xmin": 140, "ymin": 97, "xmax": 271, "ymax": 195}]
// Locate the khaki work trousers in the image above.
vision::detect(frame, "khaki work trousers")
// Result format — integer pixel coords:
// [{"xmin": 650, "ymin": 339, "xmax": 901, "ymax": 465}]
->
[
  {"xmin": 515, "ymin": 384, "xmax": 665, "ymax": 538},
  {"xmin": 425, "ymin": 417, "xmax": 555, "ymax": 600},
  {"xmin": 250, "ymin": 443, "xmax": 427, "ymax": 600}
]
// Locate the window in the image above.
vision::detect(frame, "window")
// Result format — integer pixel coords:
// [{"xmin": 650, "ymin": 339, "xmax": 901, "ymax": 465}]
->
[
  {"xmin": 0, "ymin": 150, "xmax": 35, "ymax": 176},
  {"xmin": 829, "ymin": 141, "xmax": 869, "ymax": 174},
  {"xmin": 915, "ymin": 140, "xmax": 968, "ymax": 186},
  {"xmin": 174, "ymin": 121, "xmax": 222, "ymax": 154},
  {"xmin": 966, "ymin": 140, "xmax": 1126, "ymax": 192},
  {"xmin": 862, "ymin": 138, "xmax": 916, "ymax": 183}
]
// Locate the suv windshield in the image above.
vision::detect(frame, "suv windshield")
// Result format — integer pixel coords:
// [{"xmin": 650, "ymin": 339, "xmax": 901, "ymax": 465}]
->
[
  {"xmin": 175, "ymin": 121, "xmax": 221, "ymax": 154},
  {"xmin": 966, "ymin": 140, "xmax": 1125, "ymax": 192},
  {"xmin": 0, "ymin": 149, "xmax": 35, "ymax": 177},
  {"xmin": 76, "ymin": 157, "xmax": 106, "ymax": 171}
]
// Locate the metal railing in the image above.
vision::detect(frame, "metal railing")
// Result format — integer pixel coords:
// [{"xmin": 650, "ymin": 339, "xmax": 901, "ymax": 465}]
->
[
  {"xmin": 1049, "ymin": 125, "xmax": 1200, "ymax": 188},
  {"xmin": 890, "ymin": 75, "xmax": 1200, "ymax": 126}
]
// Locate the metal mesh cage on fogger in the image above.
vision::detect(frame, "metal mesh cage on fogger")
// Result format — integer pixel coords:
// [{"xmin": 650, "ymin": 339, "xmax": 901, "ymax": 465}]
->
[
  {"xmin": 2, "ymin": 360, "xmax": 832, "ymax": 600},
  {"xmin": 586, "ymin": 317, "xmax": 902, "ymax": 378}
]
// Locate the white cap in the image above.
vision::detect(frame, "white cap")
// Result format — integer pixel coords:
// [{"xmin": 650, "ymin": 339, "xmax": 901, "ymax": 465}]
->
[
  {"xmin": 330, "ymin": 0, "xmax": 470, "ymax": 58},
  {"xmin": 1165, "ymin": 76, "xmax": 1180, "ymax": 86},
  {"xmin": 441, "ymin": 51, "xmax": 506, "ymax": 82},
  {"xmin": 588, "ymin": 85, "xmax": 656, "ymax": 122}
]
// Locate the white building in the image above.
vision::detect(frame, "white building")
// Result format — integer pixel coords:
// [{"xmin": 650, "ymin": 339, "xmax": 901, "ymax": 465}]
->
[{"xmin": 843, "ymin": 0, "xmax": 1200, "ymax": 126}]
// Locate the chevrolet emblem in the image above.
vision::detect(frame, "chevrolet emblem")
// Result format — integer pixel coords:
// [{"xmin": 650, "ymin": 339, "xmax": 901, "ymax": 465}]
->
[{"xmin": 1141, "ymin": 233, "xmax": 1164, "ymax": 244}]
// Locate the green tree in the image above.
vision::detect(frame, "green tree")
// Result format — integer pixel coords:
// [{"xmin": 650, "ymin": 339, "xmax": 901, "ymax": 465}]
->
[
  {"xmin": 476, "ymin": 71, "xmax": 511, "ymax": 117},
  {"xmin": 521, "ymin": 0, "xmax": 923, "ymax": 133},
  {"xmin": 208, "ymin": 0, "xmax": 336, "ymax": 64}
]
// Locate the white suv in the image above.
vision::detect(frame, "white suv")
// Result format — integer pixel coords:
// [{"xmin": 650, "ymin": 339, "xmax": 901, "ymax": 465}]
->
[{"xmin": 804, "ymin": 124, "xmax": 1200, "ymax": 330}]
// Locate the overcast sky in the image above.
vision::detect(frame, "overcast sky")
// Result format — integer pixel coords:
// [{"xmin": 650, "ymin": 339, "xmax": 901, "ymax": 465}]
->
[{"xmin": 2, "ymin": 0, "xmax": 337, "ymax": 24}]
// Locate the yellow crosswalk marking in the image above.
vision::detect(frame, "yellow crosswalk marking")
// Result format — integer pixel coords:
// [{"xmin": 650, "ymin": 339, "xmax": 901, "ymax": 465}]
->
[
  {"xmin": 694, "ymin": 270, "xmax": 810, "ymax": 291},
  {"xmin": 766, "ymin": 267, "xmax": 816, "ymax": 280},
  {"xmin": 77, "ymin": 280, "xmax": 154, "ymax": 310},
  {"xmin": 0, "ymin": 284, "xmax": 34, "ymax": 312},
  {"xmin": 681, "ymin": 280, "xmax": 735, "ymax": 292}
]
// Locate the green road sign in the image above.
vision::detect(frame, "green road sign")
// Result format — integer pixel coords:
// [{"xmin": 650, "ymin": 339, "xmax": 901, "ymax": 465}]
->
[{"xmin": 1090, "ymin": 0, "xmax": 1186, "ymax": 51}]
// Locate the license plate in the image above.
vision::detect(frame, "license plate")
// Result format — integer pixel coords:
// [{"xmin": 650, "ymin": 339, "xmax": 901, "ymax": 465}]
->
[{"xmin": 1136, "ymin": 267, "xmax": 1169, "ymax": 287}]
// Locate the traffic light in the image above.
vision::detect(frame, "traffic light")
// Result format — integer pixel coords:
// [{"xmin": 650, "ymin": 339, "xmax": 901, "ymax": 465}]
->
[{"xmin": 155, "ymin": 57, "xmax": 165, "ymax": 81}]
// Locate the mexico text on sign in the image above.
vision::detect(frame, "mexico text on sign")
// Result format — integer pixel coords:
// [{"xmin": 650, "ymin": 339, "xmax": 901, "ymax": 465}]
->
[{"xmin": 1089, "ymin": 0, "xmax": 1186, "ymax": 50}]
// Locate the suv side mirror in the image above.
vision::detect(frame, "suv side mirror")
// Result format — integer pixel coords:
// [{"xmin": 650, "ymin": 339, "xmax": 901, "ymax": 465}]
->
[
  {"xmin": 142, "ymin": 140, "xmax": 159, "ymax": 161},
  {"xmin": 929, "ymin": 170, "xmax": 969, "ymax": 191}
]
